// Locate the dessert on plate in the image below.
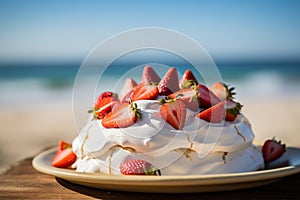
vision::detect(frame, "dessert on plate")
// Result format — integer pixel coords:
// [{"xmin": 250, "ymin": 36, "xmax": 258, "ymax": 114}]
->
[{"xmin": 52, "ymin": 66, "xmax": 286, "ymax": 176}]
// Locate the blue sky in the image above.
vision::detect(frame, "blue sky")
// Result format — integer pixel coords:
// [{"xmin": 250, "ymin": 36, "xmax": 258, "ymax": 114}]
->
[{"xmin": 0, "ymin": 0, "xmax": 300, "ymax": 63}]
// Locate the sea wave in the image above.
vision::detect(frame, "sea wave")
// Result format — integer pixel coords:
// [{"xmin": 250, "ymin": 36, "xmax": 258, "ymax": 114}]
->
[{"xmin": 1, "ymin": 67, "xmax": 300, "ymax": 108}]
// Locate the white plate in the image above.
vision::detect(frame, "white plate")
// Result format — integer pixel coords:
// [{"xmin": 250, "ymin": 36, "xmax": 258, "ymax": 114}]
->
[{"xmin": 32, "ymin": 147, "xmax": 300, "ymax": 193}]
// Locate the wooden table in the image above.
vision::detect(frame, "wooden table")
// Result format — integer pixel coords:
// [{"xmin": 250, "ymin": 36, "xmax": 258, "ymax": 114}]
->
[{"xmin": 1, "ymin": 155, "xmax": 300, "ymax": 200}]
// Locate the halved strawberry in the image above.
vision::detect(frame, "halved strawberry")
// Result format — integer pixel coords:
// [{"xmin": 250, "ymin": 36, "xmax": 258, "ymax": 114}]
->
[
  {"xmin": 89, "ymin": 96, "xmax": 120, "ymax": 119},
  {"xmin": 120, "ymin": 159, "xmax": 161, "ymax": 175},
  {"xmin": 101, "ymin": 102, "xmax": 142, "ymax": 128},
  {"xmin": 94, "ymin": 99, "xmax": 120, "ymax": 119},
  {"xmin": 196, "ymin": 101, "xmax": 225, "ymax": 123},
  {"xmin": 141, "ymin": 65, "xmax": 161, "ymax": 83},
  {"xmin": 262, "ymin": 138, "xmax": 286, "ymax": 163},
  {"xmin": 157, "ymin": 67, "xmax": 180, "ymax": 95},
  {"xmin": 119, "ymin": 78, "xmax": 137, "ymax": 101},
  {"xmin": 159, "ymin": 98, "xmax": 186, "ymax": 130},
  {"xmin": 131, "ymin": 82, "xmax": 159, "ymax": 101},
  {"xmin": 52, "ymin": 141, "xmax": 77, "ymax": 168},
  {"xmin": 210, "ymin": 82, "xmax": 236, "ymax": 101},
  {"xmin": 196, "ymin": 84, "xmax": 221, "ymax": 108},
  {"xmin": 58, "ymin": 140, "xmax": 72, "ymax": 152},
  {"xmin": 52, "ymin": 148, "xmax": 77, "ymax": 168},
  {"xmin": 224, "ymin": 100, "xmax": 243, "ymax": 122},
  {"xmin": 94, "ymin": 91, "xmax": 118, "ymax": 109},
  {"xmin": 169, "ymin": 88, "xmax": 199, "ymax": 111},
  {"xmin": 179, "ymin": 70, "xmax": 198, "ymax": 89}
]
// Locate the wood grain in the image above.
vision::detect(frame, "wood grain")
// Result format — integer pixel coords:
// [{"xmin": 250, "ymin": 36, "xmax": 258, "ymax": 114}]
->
[{"xmin": 1, "ymin": 157, "xmax": 300, "ymax": 200}]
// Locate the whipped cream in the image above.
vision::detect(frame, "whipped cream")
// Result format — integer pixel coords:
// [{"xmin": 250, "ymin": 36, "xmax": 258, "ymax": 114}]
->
[{"xmin": 72, "ymin": 99, "xmax": 265, "ymax": 175}]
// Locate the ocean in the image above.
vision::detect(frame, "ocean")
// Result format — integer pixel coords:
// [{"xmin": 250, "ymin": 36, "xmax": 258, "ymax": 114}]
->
[{"xmin": 1, "ymin": 61, "xmax": 300, "ymax": 108}]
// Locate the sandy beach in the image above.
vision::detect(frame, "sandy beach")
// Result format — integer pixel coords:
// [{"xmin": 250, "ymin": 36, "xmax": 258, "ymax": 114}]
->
[{"xmin": 1, "ymin": 97, "xmax": 300, "ymax": 174}]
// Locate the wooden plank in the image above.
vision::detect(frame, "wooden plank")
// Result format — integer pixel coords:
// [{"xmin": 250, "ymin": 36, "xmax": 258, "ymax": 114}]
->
[{"xmin": 1, "ymin": 157, "xmax": 300, "ymax": 199}]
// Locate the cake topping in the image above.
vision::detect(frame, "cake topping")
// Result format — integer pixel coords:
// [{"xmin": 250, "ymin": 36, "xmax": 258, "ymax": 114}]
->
[
  {"xmin": 159, "ymin": 97, "xmax": 186, "ymax": 130},
  {"xmin": 197, "ymin": 84, "xmax": 221, "ymax": 108},
  {"xmin": 179, "ymin": 69, "xmax": 198, "ymax": 89},
  {"xmin": 101, "ymin": 101, "xmax": 142, "ymax": 128},
  {"xmin": 89, "ymin": 91, "xmax": 119, "ymax": 119},
  {"xmin": 141, "ymin": 65, "xmax": 161, "ymax": 83},
  {"xmin": 157, "ymin": 67, "xmax": 180, "ymax": 95},
  {"xmin": 196, "ymin": 100, "xmax": 243, "ymax": 123},
  {"xmin": 210, "ymin": 82, "xmax": 236, "ymax": 101},
  {"xmin": 119, "ymin": 78, "xmax": 137, "ymax": 101},
  {"xmin": 169, "ymin": 87, "xmax": 199, "ymax": 111},
  {"xmin": 131, "ymin": 82, "xmax": 159, "ymax": 101}
]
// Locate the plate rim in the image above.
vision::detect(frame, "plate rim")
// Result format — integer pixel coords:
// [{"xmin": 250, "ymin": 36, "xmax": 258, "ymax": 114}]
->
[{"xmin": 32, "ymin": 147, "xmax": 300, "ymax": 187}]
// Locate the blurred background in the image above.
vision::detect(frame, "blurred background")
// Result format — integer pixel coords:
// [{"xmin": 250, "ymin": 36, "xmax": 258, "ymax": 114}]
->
[{"xmin": 1, "ymin": 0, "xmax": 300, "ymax": 173}]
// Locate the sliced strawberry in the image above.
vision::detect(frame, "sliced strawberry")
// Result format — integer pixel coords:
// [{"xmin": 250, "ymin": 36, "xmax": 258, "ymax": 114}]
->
[
  {"xmin": 120, "ymin": 159, "xmax": 161, "ymax": 175},
  {"xmin": 94, "ymin": 100, "xmax": 120, "ymax": 119},
  {"xmin": 262, "ymin": 138, "xmax": 286, "ymax": 163},
  {"xmin": 210, "ymin": 82, "xmax": 236, "ymax": 101},
  {"xmin": 94, "ymin": 91, "xmax": 118, "ymax": 109},
  {"xmin": 52, "ymin": 147, "xmax": 77, "ymax": 168},
  {"xmin": 179, "ymin": 70, "xmax": 198, "ymax": 89},
  {"xmin": 101, "ymin": 102, "xmax": 142, "ymax": 128},
  {"xmin": 141, "ymin": 65, "xmax": 161, "ymax": 83},
  {"xmin": 196, "ymin": 84, "xmax": 221, "ymax": 108},
  {"xmin": 58, "ymin": 140, "xmax": 72, "ymax": 152},
  {"xmin": 53, "ymin": 140, "xmax": 77, "ymax": 168},
  {"xmin": 196, "ymin": 101, "xmax": 225, "ymax": 123},
  {"xmin": 169, "ymin": 88, "xmax": 199, "ymax": 111},
  {"xmin": 224, "ymin": 100, "xmax": 243, "ymax": 122},
  {"xmin": 131, "ymin": 82, "xmax": 159, "ymax": 101},
  {"xmin": 159, "ymin": 98, "xmax": 186, "ymax": 130},
  {"xmin": 157, "ymin": 67, "xmax": 180, "ymax": 95},
  {"xmin": 119, "ymin": 78, "xmax": 137, "ymax": 101},
  {"xmin": 89, "ymin": 96, "xmax": 120, "ymax": 119}
]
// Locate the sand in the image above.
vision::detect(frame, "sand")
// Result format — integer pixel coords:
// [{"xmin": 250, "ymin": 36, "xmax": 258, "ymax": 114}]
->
[{"xmin": 1, "ymin": 98, "xmax": 300, "ymax": 173}]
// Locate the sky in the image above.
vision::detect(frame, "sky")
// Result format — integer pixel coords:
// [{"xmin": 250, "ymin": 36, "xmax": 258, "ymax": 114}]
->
[{"xmin": 0, "ymin": 0, "xmax": 300, "ymax": 63}]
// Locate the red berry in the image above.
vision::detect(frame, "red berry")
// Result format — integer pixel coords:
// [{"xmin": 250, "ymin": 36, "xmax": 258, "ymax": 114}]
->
[
  {"xmin": 157, "ymin": 67, "xmax": 180, "ymax": 95},
  {"xmin": 262, "ymin": 138, "xmax": 286, "ymax": 163},
  {"xmin": 52, "ymin": 141, "xmax": 77, "ymax": 168},
  {"xmin": 141, "ymin": 65, "xmax": 160, "ymax": 83},
  {"xmin": 197, "ymin": 84, "xmax": 221, "ymax": 108},
  {"xmin": 210, "ymin": 82, "xmax": 236, "ymax": 101},
  {"xmin": 101, "ymin": 102, "xmax": 142, "ymax": 128},
  {"xmin": 159, "ymin": 98, "xmax": 186, "ymax": 130},
  {"xmin": 131, "ymin": 82, "xmax": 159, "ymax": 101},
  {"xmin": 196, "ymin": 101, "xmax": 225, "ymax": 123},
  {"xmin": 179, "ymin": 70, "xmax": 198, "ymax": 89},
  {"xmin": 169, "ymin": 88, "xmax": 199, "ymax": 111},
  {"xmin": 120, "ymin": 159, "xmax": 161, "ymax": 175}
]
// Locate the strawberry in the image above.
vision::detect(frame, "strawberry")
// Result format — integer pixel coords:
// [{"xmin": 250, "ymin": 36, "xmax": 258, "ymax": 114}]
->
[
  {"xmin": 210, "ymin": 82, "xmax": 236, "ymax": 101},
  {"xmin": 224, "ymin": 100, "xmax": 243, "ymax": 121},
  {"xmin": 179, "ymin": 70, "xmax": 198, "ymax": 89},
  {"xmin": 196, "ymin": 100, "xmax": 243, "ymax": 123},
  {"xmin": 141, "ymin": 65, "xmax": 161, "ymax": 83},
  {"xmin": 94, "ymin": 91, "xmax": 118, "ymax": 108},
  {"xmin": 89, "ymin": 96, "xmax": 120, "ymax": 119},
  {"xmin": 120, "ymin": 159, "xmax": 161, "ymax": 175},
  {"xmin": 169, "ymin": 88, "xmax": 199, "ymax": 111},
  {"xmin": 131, "ymin": 82, "xmax": 159, "ymax": 101},
  {"xmin": 101, "ymin": 101, "xmax": 142, "ymax": 128},
  {"xmin": 262, "ymin": 138, "xmax": 286, "ymax": 163},
  {"xmin": 119, "ymin": 78, "xmax": 137, "ymax": 101},
  {"xmin": 196, "ymin": 101, "xmax": 225, "ymax": 123},
  {"xmin": 52, "ymin": 141, "xmax": 76, "ymax": 168},
  {"xmin": 196, "ymin": 84, "xmax": 221, "ymax": 108},
  {"xmin": 159, "ymin": 98, "xmax": 186, "ymax": 130},
  {"xmin": 58, "ymin": 140, "xmax": 72, "ymax": 152},
  {"xmin": 157, "ymin": 67, "xmax": 180, "ymax": 95}
]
